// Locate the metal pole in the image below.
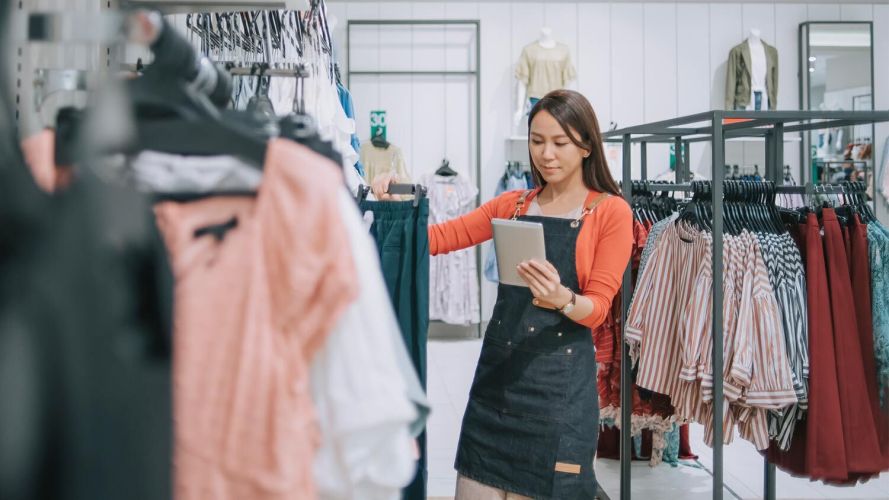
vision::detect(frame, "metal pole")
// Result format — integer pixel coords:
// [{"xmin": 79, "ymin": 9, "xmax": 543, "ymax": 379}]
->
[
  {"xmin": 764, "ymin": 460, "xmax": 777, "ymax": 500},
  {"xmin": 773, "ymin": 123, "xmax": 785, "ymax": 184},
  {"xmin": 675, "ymin": 136, "xmax": 684, "ymax": 182},
  {"xmin": 641, "ymin": 141, "xmax": 648, "ymax": 181},
  {"xmin": 765, "ymin": 130, "xmax": 776, "ymax": 183},
  {"xmin": 475, "ymin": 21, "xmax": 482, "ymax": 339},
  {"xmin": 711, "ymin": 113, "xmax": 725, "ymax": 500},
  {"xmin": 684, "ymin": 140, "xmax": 691, "ymax": 179},
  {"xmin": 620, "ymin": 133, "xmax": 633, "ymax": 500}
]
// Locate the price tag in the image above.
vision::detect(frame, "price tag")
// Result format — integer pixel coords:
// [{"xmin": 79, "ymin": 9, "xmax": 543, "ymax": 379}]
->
[{"xmin": 370, "ymin": 110, "xmax": 387, "ymax": 141}]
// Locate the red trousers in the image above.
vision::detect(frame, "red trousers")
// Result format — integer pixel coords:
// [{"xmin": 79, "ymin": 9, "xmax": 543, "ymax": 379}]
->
[
  {"xmin": 768, "ymin": 214, "xmax": 847, "ymax": 480},
  {"xmin": 822, "ymin": 209, "xmax": 883, "ymax": 477}
]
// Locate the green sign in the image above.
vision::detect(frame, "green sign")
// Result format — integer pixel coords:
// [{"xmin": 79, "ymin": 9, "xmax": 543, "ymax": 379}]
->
[{"xmin": 370, "ymin": 110, "xmax": 387, "ymax": 141}]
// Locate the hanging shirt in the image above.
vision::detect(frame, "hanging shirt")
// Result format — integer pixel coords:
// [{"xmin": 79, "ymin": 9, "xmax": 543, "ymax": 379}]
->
[
  {"xmin": 515, "ymin": 42, "xmax": 577, "ymax": 99},
  {"xmin": 154, "ymin": 139, "xmax": 356, "ymax": 500},
  {"xmin": 869, "ymin": 222, "xmax": 889, "ymax": 405},
  {"xmin": 423, "ymin": 173, "xmax": 480, "ymax": 325},
  {"xmin": 310, "ymin": 188, "xmax": 423, "ymax": 500},
  {"xmin": 128, "ymin": 151, "xmax": 263, "ymax": 192},
  {"xmin": 337, "ymin": 83, "xmax": 366, "ymax": 179},
  {"xmin": 361, "ymin": 142, "xmax": 410, "ymax": 184}
]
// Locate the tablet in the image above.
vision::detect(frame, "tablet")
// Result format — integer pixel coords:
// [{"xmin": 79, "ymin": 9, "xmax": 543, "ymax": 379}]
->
[{"xmin": 492, "ymin": 218, "xmax": 547, "ymax": 287}]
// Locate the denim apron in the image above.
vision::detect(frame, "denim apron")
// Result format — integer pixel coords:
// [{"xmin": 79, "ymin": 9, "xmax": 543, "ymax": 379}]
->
[{"xmin": 455, "ymin": 191, "xmax": 606, "ymax": 499}]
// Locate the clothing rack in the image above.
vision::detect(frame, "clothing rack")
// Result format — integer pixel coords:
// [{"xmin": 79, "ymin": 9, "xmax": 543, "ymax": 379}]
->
[{"xmin": 604, "ymin": 110, "xmax": 889, "ymax": 500}]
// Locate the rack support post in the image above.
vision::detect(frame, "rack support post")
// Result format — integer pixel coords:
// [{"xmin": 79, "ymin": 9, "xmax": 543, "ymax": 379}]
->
[
  {"xmin": 711, "ymin": 113, "xmax": 725, "ymax": 500},
  {"xmin": 620, "ymin": 133, "xmax": 633, "ymax": 500}
]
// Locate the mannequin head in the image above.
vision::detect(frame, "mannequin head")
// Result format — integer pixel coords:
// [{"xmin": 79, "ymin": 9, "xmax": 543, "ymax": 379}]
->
[
  {"xmin": 527, "ymin": 90, "xmax": 620, "ymax": 196},
  {"xmin": 749, "ymin": 28, "xmax": 761, "ymax": 41},
  {"xmin": 538, "ymin": 27, "xmax": 555, "ymax": 48}
]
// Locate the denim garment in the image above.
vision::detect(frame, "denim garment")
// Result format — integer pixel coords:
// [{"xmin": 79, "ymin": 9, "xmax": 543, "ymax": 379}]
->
[{"xmin": 455, "ymin": 208, "xmax": 599, "ymax": 499}]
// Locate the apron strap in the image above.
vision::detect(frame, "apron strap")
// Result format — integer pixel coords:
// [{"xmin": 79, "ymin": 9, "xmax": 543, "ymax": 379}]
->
[
  {"xmin": 511, "ymin": 189, "xmax": 535, "ymax": 220},
  {"xmin": 570, "ymin": 193, "xmax": 611, "ymax": 228}
]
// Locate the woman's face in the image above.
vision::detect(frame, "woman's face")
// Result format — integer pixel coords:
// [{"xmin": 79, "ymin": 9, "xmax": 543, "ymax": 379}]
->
[{"xmin": 529, "ymin": 110, "xmax": 588, "ymax": 186}]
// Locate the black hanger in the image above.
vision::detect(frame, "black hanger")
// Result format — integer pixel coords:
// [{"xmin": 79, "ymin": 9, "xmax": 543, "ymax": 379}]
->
[
  {"xmin": 436, "ymin": 158, "xmax": 458, "ymax": 177},
  {"xmin": 246, "ymin": 63, "xmax": 276, "ymax": 123},
  {"xmin": 119, "ymin": 19, "xmax": 269, "ymax": 169},
  {"xmin": 131, "ymin": 118, "xmax": 266, "ymax": 167},
  {"xmin": 371, "ymin": 130, "xmax": 390, "ymax": 149},
  {"xmin": 356, "ymin": 183, "xmax": 427, "ymax": 207}
]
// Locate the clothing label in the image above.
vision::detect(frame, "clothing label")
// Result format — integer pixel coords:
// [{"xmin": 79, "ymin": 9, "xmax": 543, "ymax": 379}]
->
[{"xmin": 554, "ymin": 462, "xmax": 581, "ymax": 474}]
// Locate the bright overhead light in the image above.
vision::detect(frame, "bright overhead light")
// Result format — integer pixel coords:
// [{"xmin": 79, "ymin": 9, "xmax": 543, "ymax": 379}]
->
[
  {"xmin": 809, "ymin": 67, "xmax": 816, "ymax": 72},
  {"xmin": 808, "ymin": 56, "xmax": 817, "ymax": 62}
]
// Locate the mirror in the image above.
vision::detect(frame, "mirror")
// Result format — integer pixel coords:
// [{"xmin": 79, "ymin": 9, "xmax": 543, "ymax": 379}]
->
[{"xmin": 800, "ymin": 22, "xmax": 874, "ymax": 196}]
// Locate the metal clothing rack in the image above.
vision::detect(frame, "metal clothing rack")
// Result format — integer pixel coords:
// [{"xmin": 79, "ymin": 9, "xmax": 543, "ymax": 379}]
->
[{"xmin": 603, "ymin": 110, "xmax": 889, "ymax": 500}]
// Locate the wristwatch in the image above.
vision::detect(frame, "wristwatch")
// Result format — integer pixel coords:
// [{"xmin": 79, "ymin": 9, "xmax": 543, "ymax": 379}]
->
[{"xmin": 559, "ymin": 289, "xmax": 577, "ymax": 315}]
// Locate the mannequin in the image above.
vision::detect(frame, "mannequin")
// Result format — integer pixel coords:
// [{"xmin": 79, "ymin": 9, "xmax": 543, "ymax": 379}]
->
[
  {"xmin": 746, "ymin": 28, "xmax": 768, "ymax": 110},
  {"xmin": 514, "ymin": 27, "xmax": 574, "ymax": 127},
  {"xmin": 725, "ymin": 28, "xmax": 778, "ymax": 110}
]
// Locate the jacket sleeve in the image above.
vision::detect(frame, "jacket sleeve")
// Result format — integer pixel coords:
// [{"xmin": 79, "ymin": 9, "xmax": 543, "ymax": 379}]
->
[
  {"xmin": 576, "ymin": 199, "xmax": 634, "ymax": 330},
  {"xmin": 725, "ymin": 47, "xmax": 738, "ymax": 110},
  {"xmin": 428, "ymin": 191, "xmax": 518, "ymax": 256}
]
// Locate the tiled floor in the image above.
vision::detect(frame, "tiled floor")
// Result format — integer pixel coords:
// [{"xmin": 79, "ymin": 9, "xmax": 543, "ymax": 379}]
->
[{"xmin": 427, "ymin": 338, "xmax": 889, "ymax": 500}]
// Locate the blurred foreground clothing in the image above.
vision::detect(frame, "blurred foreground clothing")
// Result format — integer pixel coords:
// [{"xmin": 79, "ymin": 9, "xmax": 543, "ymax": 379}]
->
[{"xmin": 0, "ymin": 140, "xmax": 173, "ymax": 500}]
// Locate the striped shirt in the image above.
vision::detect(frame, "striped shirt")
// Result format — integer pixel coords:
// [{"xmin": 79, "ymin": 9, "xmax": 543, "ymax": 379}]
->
[{"xmin": 627, "ymin": 224, "xmax": 799, "ymax": 451}]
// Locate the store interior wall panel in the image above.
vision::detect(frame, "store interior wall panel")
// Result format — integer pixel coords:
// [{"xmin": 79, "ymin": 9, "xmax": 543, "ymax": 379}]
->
[
  {"xmin": 410, "ymin": 2, "xmax": 444, "ymax": 21},
  {"xmin": 543, "ymin": 2, "xmax": 578, "ymax": 85},
  {"xmin": 644, "ymin": 2, "xmax": 678, "ymax": 125},
  {"xmin": 643, "ymin": 2, "xmax": 678, "ymax": 178},
  {"xmin": 378, "ymin": 1, "xmax": 412, "ymax": 20},
  {"xmin": 806, "ymin": 3, "xmax": 841, "ymax": 20},
  {"xmin": 478, "ymin": 1, "xmax": 513, "ymax": 321},
  {"xmin": 576, "ymin": 3, "xmax": 612, "ymax": 134},
  {"xmin": 774, "ymin": 3, "xmax": 807, "ymax": 112},
  {"xmin": 611, "ymin": 2, "xmax": 645, "ymax": 180},
  {"xmin": 742, "ymin": 3, "xmax": 777, "ymax": 44},
  {"xmin": 709, "ymin": 3, "xmax": 744, "ymax": 114},
  {"xmin": 677, "ymin": 3, "xmax": 711, "ymax": 179},
  {"xmin": 344, "ymin": 1, "xmax": 379, "ymax": 23},
  {"xmin": 840, "ymin": 3, "xmax": 875, "ymax": 22},
  {"xmin": 377, "ymin": 25, "xmax": 413, "ymax": 71},
  {"xmin": 443, "ymin": 76, "xmax": 475, "ymax": 179},
  {"xmin": 509, "ymin": 2, "xmax": 544, "ymax": 93},
  {"xmin": 443, "ymin": 1, "xmax": 479, "ymax": 23},
  {"xmin": 378, "ymin": 76, "xmax": 416, "ymax": 174}
]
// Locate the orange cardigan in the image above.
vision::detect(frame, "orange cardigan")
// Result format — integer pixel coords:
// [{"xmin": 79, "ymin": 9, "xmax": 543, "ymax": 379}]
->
[{"xmin": 429, "ymin": 188, "xmax": 634, "ymax": 330}]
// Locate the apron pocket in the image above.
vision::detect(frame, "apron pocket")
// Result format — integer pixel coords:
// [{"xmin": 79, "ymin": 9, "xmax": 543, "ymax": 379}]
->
[
  {"xmin": 551, "ymin": 434, "xmax": 597, "ymax": 499},
  {"xmin": 471, "ymin": 338, "xmax": 573, "ymax": 421}
]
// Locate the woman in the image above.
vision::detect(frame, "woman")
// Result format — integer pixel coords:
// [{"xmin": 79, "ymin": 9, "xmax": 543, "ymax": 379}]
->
[{"xmin": 374, "ymin": 89, "xmax": 633, "ymax": 499}]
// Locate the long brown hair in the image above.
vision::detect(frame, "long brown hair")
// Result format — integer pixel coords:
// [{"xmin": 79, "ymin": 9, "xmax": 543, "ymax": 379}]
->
[{"xmin": 528, "ymin": 89, "xmax": 620, "ymax": 196}]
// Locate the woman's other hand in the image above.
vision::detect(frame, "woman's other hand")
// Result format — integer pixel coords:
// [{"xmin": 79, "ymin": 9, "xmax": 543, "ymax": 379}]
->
[
  {"xmin": 371, "ymin": 172, "xmax": 399, "ymax": 201},
  {"xmin": 517, "ymin": 259, "xmax": 572, "ymax": 309}
]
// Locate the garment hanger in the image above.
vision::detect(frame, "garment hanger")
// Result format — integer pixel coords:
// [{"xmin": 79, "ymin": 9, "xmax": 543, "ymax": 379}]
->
[
  {"xmin": 356, "ymin": 183, "xmax": 428, "ymax": 207},
  {"xmin": 121, "ymin": 18, "xmax": 268, "ymax": 169},
  {"xmin": 436, "ymin": 158, "xmax": 458, "ymax": 177},
  {"xmin": 371, "ymin": 130, "xmax": 390, "ymax": 149}
]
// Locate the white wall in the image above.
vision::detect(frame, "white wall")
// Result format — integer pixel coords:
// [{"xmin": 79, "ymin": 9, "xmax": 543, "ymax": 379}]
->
[{"xmin": 331, "ymin": 0, "xmax": 888, "ymax": 321}]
